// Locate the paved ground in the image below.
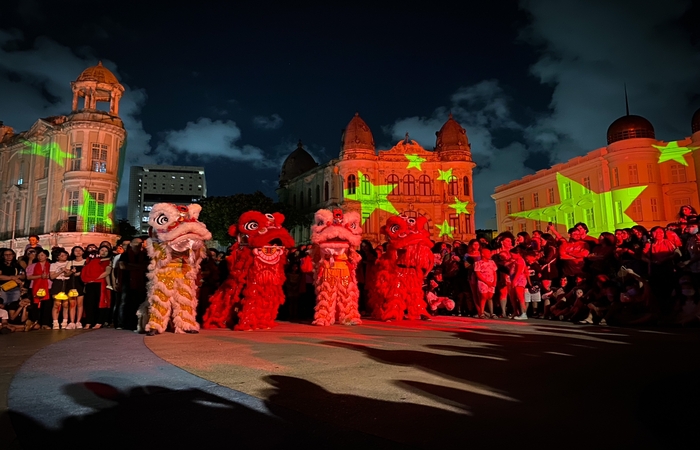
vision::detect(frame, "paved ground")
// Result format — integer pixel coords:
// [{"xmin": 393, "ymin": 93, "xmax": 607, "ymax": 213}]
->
[{"xmin": 2, "ymin": 317, "xmax": 699, "ymax": 449}]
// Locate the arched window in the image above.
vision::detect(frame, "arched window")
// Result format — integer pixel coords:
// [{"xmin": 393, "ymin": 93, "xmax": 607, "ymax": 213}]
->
[
  {"xmin": 324, "ymin": 181, "xmax": 329, "ymax": 201},
  {"xmin": 448, "ymin": 176, "xmax": 459, "ymax": 196},
  {"xmin": 347, "ymin": 174, "xmax": 356, "ymax": 194},
  {"xmin": 361, "ymin": 174, "xmax": 371, "ymax": 195},
  {"xmin": 299, "ymin": 192, "xmax": 304, "ymax": 208},
  {"xmin": 418, "ymin": 175, "xmax": 431, "ymax": 196},
  {"xmin": 315, "ymin": 185, "xmax": 320, "ymax": 204},
  {"xmin": 463, "ymin": 176, "xmax": 470, "ymax": 196},
  {"xmin": 403, "ymin": 174, "xmax": 416, "ymax": 196},
  {"xmin": 308, "ymin": 188, "xmax": 312, "ymax": 206},
  {"xmin": 386, "ymin": 174, "xmax": 399, "ymax": 195}
]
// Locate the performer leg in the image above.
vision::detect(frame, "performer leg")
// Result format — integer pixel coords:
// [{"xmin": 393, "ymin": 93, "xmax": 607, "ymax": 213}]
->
[
  {"xmin": 336, "ymin": 278, "xmax": 361, "ymax": 326},
  {"xmin": 171, "ymin": 279, "xmax": 200, "ymax": 333},
  {"xmin": 146, "ymin": 289, "xmax": 172, "ymax": 334},
  {"xmin": 313, "ymin": 279, "xmax": 337, "ymax": 326}
]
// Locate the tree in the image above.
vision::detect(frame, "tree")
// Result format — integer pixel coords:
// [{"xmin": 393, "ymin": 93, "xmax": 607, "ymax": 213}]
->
[
  {"xmin": 198, "ymin": 192, "xmax": 308, "ymax": 244},
  {"xmin": 116, "ymin": 218, "xmax": 139, "ymax": 241}
]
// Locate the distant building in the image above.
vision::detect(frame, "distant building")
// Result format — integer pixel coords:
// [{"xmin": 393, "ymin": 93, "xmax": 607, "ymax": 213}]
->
[
  {"xmin": 128, "ymin": 165, "xmax": 207, "ymax": 233},
  {"xmin": 492, "ymin": 108, "xmax": 700, "ymax": 236},
  {"xmin": 277, "ymin": 113, "xmax": 477, "ymax": 245},
  {"xmin": 0, "ymin": 62, "xmax": 126, "ymax": 253}
]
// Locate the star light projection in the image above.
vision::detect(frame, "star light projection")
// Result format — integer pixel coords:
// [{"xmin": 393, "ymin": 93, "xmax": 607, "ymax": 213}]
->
[
  {"xmin": 653, "ymin": 141, "xmax": 700, "ymax": 166},
  {"xmin": 62, "ymin": 189, "xmax": 114, "ymax": 232},
  {"xmin": 449, "ymin": 198, "xmax": 469, "ymax": 215},
  {"xmin": 344, "ymin": 171, "xmax": 399, "ymax": 224},
  {"xmin": 405, "ymin": 154, "xmax": 426, "ymax": 170},
  {"xmin": 437, "ymin": 168, "xmax": 453, "ymax": 183},
  {"xmin": 20, "ymin": 140, "xmax": 73, "ymax": 167},
  {"xmin": 510, "ymin": 173, "xmax": 646, "ymax": 236},
  {"xmin": 436, "ymin": 220, "xmax": 455, "ymax": 238}
]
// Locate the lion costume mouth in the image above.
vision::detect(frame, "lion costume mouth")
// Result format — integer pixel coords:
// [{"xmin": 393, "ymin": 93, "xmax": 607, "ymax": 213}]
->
[{"xmin": 253, "ymin": 246, "xmax": 285, "ymax": 265}]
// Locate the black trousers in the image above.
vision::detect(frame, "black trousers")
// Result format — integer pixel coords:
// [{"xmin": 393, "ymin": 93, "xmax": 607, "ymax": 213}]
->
[
  {"xmin": 117, "ymin": 288, "xmax": 146, "ymax": 330},
  {"xmin": 84, "ymin": 283, "xmax": 109, "ymax": 326}
]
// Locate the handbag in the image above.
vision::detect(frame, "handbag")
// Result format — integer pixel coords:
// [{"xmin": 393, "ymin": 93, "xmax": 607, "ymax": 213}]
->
[{"xmin": 1, "ymin": 280, "xmax": 18, "ymax": 291}]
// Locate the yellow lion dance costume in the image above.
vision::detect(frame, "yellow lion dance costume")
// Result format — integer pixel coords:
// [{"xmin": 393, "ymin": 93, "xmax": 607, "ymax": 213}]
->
[{"xmin": 144, "ymin": 203, "xmax": 212, "ymax": 335}]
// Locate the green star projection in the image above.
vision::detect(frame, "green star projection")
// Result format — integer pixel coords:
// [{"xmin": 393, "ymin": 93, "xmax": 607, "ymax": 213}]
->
[
  {"xmin": 437, "ymin": 168, "xmax": 453, "ymax": 183},
  {"xmin": 405, "ymin": 154, "xmax": 426, "ymax": 170},
  {"xmin": 449, "ymin": 197, "xmax": 469, "ymax": 215},
  {"xmin": 436, "ymin": 220, "xmax": 455, "ymax": 238},
  {"xmin": 20, "ymin": 140, "xmax": 73, "ymax": 167},
  {"xmin": 62, "ymin": 189, "xmax": 114, "ymax": 232},
  {"xmin": 510, "ymin": 173, "xmax": 646, "ymax": 236},
  {"xmin": 653, "ymin": 141, "xmax": 700, "ymax": 166},
  {"xmin": 344, "ymin": 171, "xmax": 399, "ymax": 224}
]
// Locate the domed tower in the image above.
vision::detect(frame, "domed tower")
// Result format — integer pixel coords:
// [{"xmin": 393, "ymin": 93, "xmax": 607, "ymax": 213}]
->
[
  {"xmin": 606, "ymin": 114, "xmax": 655, "ymax": 144},
  {"xmin": 435, "ymin": 113, "xmax": 470, "ymax": 153},
  {"xmin": 340, "ymin": 113, "xmax": 375, "ymax": 160},
  {"xmin": 692, "ymin": 107, "xmax": 700, "ymax": 136},
  {"xmin": 279, "ymin": 140, "xmax": 318, "ymax": 187},
  {"xmin": 71, "ymin": 61, "xmax": 124, "ymax": 117}
]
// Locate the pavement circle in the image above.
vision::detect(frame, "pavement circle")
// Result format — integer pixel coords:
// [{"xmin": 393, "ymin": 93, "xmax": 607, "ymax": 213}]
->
[{"xmin": 5, "ymin": 318, "xmax": 700, "ymax": 449}]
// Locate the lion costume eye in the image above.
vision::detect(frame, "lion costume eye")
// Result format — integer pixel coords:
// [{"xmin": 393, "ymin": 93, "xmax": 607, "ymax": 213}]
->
[
  {"xmin": 349, "ymin": 222, "xmax": 357, "ymax": 229},
  {"xmin": 243, "ymin": 221, "xmax": 259, "ymax": 231},
  {"xmin": 317, "ymin": 220, "xmax": 324, "ymax": 226},
  {"xmin": 390, "ymin": 224, "xmax": 400, "ymax": 233},
  {"xmin": 155, "ymin": 214, "xmax": 169, "ymax": 226}
]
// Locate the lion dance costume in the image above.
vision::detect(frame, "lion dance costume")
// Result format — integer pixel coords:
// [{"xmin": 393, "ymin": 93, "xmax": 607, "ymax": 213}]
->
[
  {"xmin": 311, "ymin": 208, "xmax": 363, "ymax": 326},
  {"xmin": 144, "ymin": 203, "xmax": 212, "ymax": 335},
  {"xmin": 203, "ymin": 211, "xmax": 295, "ymax": 330},
  {"xmin": 368, "ymin": 215, "xmax": 433, "ymax": 321}
]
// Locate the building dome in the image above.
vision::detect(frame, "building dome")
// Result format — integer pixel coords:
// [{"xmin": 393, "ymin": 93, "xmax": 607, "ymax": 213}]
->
[
  {"xmin": 435, "ymin": 113, "xmax": 469, "ymax": 151},
  {"xmin": 341, "ymin": 113, "xmax": 375, "ymax": 152},
  {"xmin": 279, "ymin": 140, "xmax": 318, "ymax": 186},
  {"xmin": 606, "ymin": 114, "xmax": 655, "ymax": 144},
  {"xmin": 75, "ymin": 61, "xmax": 120, "ymax": 85},
  {"xmin": 692, "ymin": 107, "xmax": 700, "ymax": 134}
]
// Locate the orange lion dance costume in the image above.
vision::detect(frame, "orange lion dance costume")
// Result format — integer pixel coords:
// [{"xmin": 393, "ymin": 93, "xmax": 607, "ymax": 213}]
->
[
  {"xmin": 368, "ymin": 215, "xmax": 433, "ymax": 321},
  {"xmin": 144, "ymin": 203, "xmax": 212, "ymax": 335},
  {"xmin": 202, "ymin": 211, "xmax": 295, "ymax": 330},
  {"xmin": 311, "ymin": 208, "xmax": 363, "ymax": 326}
]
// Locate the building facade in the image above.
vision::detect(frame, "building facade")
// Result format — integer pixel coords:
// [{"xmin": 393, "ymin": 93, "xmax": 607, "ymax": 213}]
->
[
  {"xmin": 277, "ymin": 113, "xmax": 477, "ymax": 245},
  {"xmin": 0, "ymin": 62, "xmax": 126, "ymax": 253},
  {"xmin": 128, "ymin": 165, "xmax": 207, "ymax": 234},
  {"xmin": 492, "ymin": 109, "xmax": 700, "ymax": 236}
]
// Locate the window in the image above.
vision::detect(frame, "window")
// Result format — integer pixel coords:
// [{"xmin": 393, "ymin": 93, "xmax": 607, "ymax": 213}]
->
[
  {"xmin": 565, "ymin": 212, "xmax": 575, "ymax": 229},
  {"xmin": 614, "ymin": 201, "xmax": 623, "ymax": 223},
  {"xmin": 91, "ymin": 143, "xmax": 108, "ymax": 173},
  {"xmin": 324, "ymin": 181, "xmax": 329, "ymax": 202},
  {"xmin": 582, "ymin": 176, "xmax": 591, "ymax": 191},
  {"xmin": 519, "ymin": 223, "xmax": 526, "ymax": 232},
  {"xmin": 465, "ymin": 214, "xmax": 473, "ymax": 234},
  {"xmin": 70, "ymin": 144, "xmax": 81, "ymax": 171},
  {"xmin": 418, "ymin": 175, "xmax": 431, "ymax": 196},
  {"xmin": 42, "ymin": 156, "xmax": 49, "ymax": 179},
  {"xmin": 506, "ymin": 201, "xmax": 512, "ymax": 215},
  {"xmin": 347, "ymin": 174, "xmax": 356, "ymax": 194},
  {"xmin": 547, "ymin": 187, "xmax": 555, "ymax": 204},
  {"xmin": 315, "ymin": 185, "xmax": 320, "ymax": 203},
  {"xmin": 14, "ymin": 200, "xmax": 21, "ymax": 230},
  {"xmin": 448, "ymin": 176, "xmax": 459, "ymax": 196},
  {"xmin": 449, "ymin": 213, "xmax": 461, "ymax": 233},
  {"xmin": 307, "ymin": 188, "xmax": 312, "ymax": 206},
  {"xmin": 386, "ymin": 174, "xmax": 399, "ymax": 195},
  {"xmin": 86, "ymin": 192, "xmax": 107, "ymax": 231},
  {"xmin": 361, "ymin": 174, "xmax": 371, "ymax": 195},
  {"xmin": 299, "ymin": 192, "xmax": 303, "ymax": 208},
  {"xmin": 402, "ymin": 210, "xmax": 418, "ymax": 219},
  {"xmin": 141, "ymin": 216, "xmax": 149, "ymax": 223},
  {"xmin": 612, "ymin": 167, "xmax": 620, "ymax": 187},
  {"xmin": 17, "ymin": 161, "xmax": 24, "ymax": 185},
  {"xmin": 630, "ymin": 198, "xmax": 643, "ymax": 220},
  {"xmin": 584, "ymin": 208, "xmax": 595, "ymax": 229},
  {"xmin": 38, "ymin": 197, "xmax": 46, "ymax": 229},
  {"xmin": 651, "ymin": 198, "xmax": 659, "ymax": 221},
  {"xmin": 143, "ymin": 205, "xmax": 153, "ymax": 212},
  {"xmin": 403, "ymin": 174, "xmax": 416, "ymax": 196},
  {"xmin": 628, "ymin": 164, "xmax": 639, "ymax": 184},
  {"xmin": 463, "ymin": 176, "xmax": 470, "ymax": 196},
  {"xmin": 518, "ymin": 197, "xmax": 525, "ymax": 211},
  {"xmin": 535, "ymin": 220, "xmax": 542, "ymax": 231},
  {"xmin": 562, "ymin": 182, "xmax": 572, "ymax": 200},
  {"xmin": 67, "ymin": 191, "xmax": 80, "ymax": 216},
  {"xmin": 506, "ymin": 225, "xmax": 514, "ymax": 233},
  {"xmin": 671, "ymin": 164, "xmax": 687, "ymax": 183},
  {"xmin": 647, "ymin": 163, "xmax": 654, "ymax": 183},
  {"xmin": 533, "ymin": 192, "xmax": 539, "ymax": 208}
]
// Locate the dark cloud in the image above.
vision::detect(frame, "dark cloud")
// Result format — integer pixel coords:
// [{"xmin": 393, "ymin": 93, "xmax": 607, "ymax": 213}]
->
[{"xmin": 252, "ymin": 114, "xmax": 284, "ymax": 130}]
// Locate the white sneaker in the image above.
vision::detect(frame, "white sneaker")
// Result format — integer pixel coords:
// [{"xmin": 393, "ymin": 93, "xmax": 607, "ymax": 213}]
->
[
  {"xmin": 599, "ymin": 319, "xmax": 607, "ymax": 326},
  {"xmin": 61, "ymin": 321, "xmax": 68, "ymax": 329},
  {"xmin": 75, "ymin": 322, "xmax": 83, "ymax": 329},
  {"xmin": 52, "ymin": 321, "xmax": 60, "ymax": 330},
  {"xmin": 513, "ymin": 313, "xmax": 528, "ymax": 321},
  {"xmin": 66, "ymin": 323, "xmax": 76, "ymax": 330}
]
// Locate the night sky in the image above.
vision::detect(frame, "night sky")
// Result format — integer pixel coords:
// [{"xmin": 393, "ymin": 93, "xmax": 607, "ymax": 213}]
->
[{"xmin": 1, "ymin": 0, "xmax": 699, "ymax": 227}]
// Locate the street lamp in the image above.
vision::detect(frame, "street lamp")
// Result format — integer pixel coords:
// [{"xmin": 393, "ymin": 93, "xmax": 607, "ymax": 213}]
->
[{"xmin": 0, "ymin": 208, "xmax": 17, "ymax": 251}]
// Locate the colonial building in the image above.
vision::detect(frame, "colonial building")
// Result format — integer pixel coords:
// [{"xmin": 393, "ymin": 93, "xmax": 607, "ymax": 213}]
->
[
  {"xmin": 277, "ymin": 113, "xmax": 477, "ymax": 245},
  {"xmin": 0, "ymin": 62, "xmax": 126, "ymax": 253},
  {"xmin": 492, "ymin": 108, "xmax": 700, "ymax": 236},
  {"xmin": 128, "ymin": 165, "xmax": 207, "ymax": 234}
]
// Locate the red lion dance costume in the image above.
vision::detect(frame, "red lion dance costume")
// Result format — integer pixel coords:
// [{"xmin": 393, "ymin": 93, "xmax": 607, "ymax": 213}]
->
[
  {"xmin": 311, "ymin": 209, "xmax": 363, "ymax": 326},
  {"xmin": 144, "ymin": 203, "xmax": 212, "ymax": 335},
  {"xmin": 203, "ymin": 211, "xmax": 295, "ymax": 331},
  {"xmin": 368, "ymin": 215, "xmax": 433, "ymax": 321}
]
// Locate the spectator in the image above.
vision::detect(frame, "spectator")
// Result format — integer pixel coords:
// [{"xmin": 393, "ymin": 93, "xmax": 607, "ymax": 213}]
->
[
  {"xmin": 81, "ymin": 245, "xmax": 112, "ymax": 329},
  {"xmin": 473, "ymin": 248, "xmax": 497, "ymax": 318},
  {"xmin": 49, "ymin": 249, "xmax": 72, "ymax": 329},
  {"xmin": 1, "ymin": 249, "xmax": 25, "ymax": 306},
  {"xmin": 24, "ymin": 234, "xmax": 43, "ymax": 254},
  {"xmin": 116, "ymin": 237, "xmax": 149, "ymax": 330},
  {"xmin": 25, "ymin": 249, "xmax": 53, "ymax": 329},
  {"xmin": 67, "ymin": 246, "xmax": 86, "ymax": 329}
]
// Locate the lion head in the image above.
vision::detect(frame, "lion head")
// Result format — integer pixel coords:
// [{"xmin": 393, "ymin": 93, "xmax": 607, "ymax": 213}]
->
[
  {"xmin": 311, "ymin": 208, "xmax": 362, "ymax": 251},
  {"xmin": 228, "ymin": 211, "xmax": 295, "ymax": 265},
  {"xmin": 148, "ymin": 203, "xmax": 212, "ymax": 252}
]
